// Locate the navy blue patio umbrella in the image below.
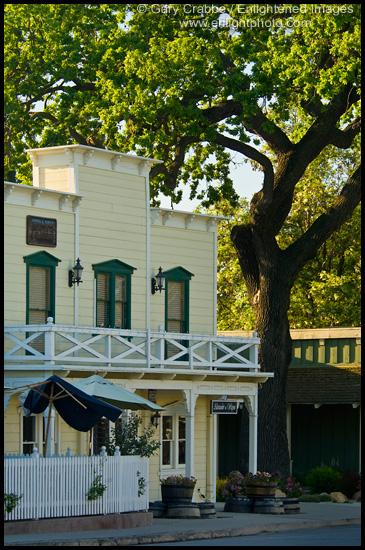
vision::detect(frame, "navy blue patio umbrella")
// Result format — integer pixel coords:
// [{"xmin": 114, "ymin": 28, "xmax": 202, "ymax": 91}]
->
[{"xmin": 23, "ymin": 375, "xmax": 122, "ymax": 456}]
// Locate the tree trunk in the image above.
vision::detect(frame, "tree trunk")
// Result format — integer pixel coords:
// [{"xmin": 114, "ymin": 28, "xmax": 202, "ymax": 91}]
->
[
  {"xmin": 233, "ymin": 225, "xmax": 292, "ymax": 476},
  {"xmin": 255, "ymin": 279, "xmax": 292, "ymax": 476}
]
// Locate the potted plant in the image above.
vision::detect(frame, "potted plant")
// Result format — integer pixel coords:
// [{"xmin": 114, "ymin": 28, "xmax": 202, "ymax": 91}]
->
[
  {"xmin": 222, "ymin": 471, "xmax": 253, "ymax": 513},
  {"xmin": 160, "ymin": 475, "xmax": 197, "ymax": 503},
  {"xmin": 244, "ymin": 471, "xmax": 280, "ymax": 499},
  {"xmin": 281, "ymin": 476, "xmax": 303, "ymax": 514}
]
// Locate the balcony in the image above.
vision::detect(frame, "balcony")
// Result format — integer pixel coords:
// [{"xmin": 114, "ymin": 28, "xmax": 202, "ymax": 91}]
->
[{"xmin": 4, "ymin": 318, "xmax": 268, "ymax": 380}]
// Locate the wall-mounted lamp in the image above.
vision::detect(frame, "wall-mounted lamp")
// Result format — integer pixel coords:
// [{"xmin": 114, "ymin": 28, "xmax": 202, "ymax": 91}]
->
[
  {"xmin": 68, "ymin": 258, "xmax": 84, "ymax": 287},
  {"xmin": 151, "ymin": 267, "xmax": 165, "ymax": 294},
  {"xmin": 151, "ymin": 411, "xmax": 161, "ymax": 428}
]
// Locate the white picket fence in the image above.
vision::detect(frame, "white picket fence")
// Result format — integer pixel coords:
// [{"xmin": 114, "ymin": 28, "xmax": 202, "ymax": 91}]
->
[{"xmin": 4, "ymin": 449, "xmax": 149, "ymax": 521}]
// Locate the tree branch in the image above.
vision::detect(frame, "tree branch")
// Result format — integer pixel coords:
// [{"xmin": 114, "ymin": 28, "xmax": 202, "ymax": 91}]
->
[
  {"xmin": 30, "ymin": 111, "xmax": 90, "ymax": 146},
  {"xmin": 149, "ymin": 136, "xmax": 199, "ymax": 188},
  {"xmin": 246, "ymin": 110, "xmax": 294, "ymax": 156},
  {"xmin": 284, "ymin": 165, "xmax": 361, "ymax": 282},
  {"xmin": 329, "ymin": 118, "xmax": 361, "ymax": 149}
]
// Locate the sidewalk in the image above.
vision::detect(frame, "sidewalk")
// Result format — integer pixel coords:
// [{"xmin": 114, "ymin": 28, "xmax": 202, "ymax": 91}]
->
[{"xmin": 4, "ymin": 501, "xmax": 361, "ymax": 546}]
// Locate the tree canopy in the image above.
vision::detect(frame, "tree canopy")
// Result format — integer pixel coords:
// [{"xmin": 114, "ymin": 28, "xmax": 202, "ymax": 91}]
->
[{"xmin": 5, "ymin": 4, "xmax": 361, "ymax": 475}]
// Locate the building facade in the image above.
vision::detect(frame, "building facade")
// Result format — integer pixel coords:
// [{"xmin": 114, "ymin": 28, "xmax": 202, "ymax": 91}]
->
[{"xmin": 4, "ymin": 145, "xmax": 272, "ymax": 503}]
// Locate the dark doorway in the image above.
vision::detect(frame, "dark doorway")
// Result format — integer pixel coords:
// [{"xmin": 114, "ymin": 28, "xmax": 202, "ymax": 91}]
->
[{"xmin": 218, "ymin": 408, "xmax": 242, "ymax": 477}]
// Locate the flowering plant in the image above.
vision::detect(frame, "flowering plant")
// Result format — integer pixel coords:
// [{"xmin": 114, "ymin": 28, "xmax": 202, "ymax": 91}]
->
[
  {"xmin": 283, "ymin": 477, "xmax": 303, "ymax": 498},
  {"xmin": 221, "ymin": 471, "xmax": 246, "ymax": 499},
  {"xmin": 244, "ymin": 471, "xmax": 280, "ymax": 483},
  {"xmin": 160, "ymin": 475, "xmax": 197, "ymax": 487}
]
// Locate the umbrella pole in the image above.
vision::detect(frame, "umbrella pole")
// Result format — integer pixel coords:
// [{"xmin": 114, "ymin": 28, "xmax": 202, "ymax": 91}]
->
[
  {"xmin": 89, "ymin": 428, "xmax": 93, "ymax": 456},
  {"xmin": 44, "ymin": 383, "xmax": 54, "ymax": 457}
]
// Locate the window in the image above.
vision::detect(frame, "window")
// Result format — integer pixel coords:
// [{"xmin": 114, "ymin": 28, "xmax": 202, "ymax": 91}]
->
[
  {"xmin": 92, "ymin": 260, "xmax": 136, "ymax": 329},
  {"xmin": 164, "ymin": 267, "xmax": 194, "ymax": 357},
  {"xmin": 161, "ymin": 413, "xmax": 186, "ymax": 469},
  {"xmin": 165, "ymin": 268, "xmax": 193, "ymax": 334},
  {"xmin": 24, "ymin": 251, "xmax": 61, "ymax": 351},
  {"xmin": 93, "ymin": 416, "xmax": 123, "ymax": 454},
  {"xmin": 20, "ymin": 413, "xmax": 45, "ymax": 455}
]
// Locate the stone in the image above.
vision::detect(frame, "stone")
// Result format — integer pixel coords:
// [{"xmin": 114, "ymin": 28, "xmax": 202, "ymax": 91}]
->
[
  {"xmin": 275, "ymin": 488, "xmax": 287, "ymax": 498},
  {"xmin": 329, "ymin": 491, "xmax": 348, "ymax": 503}
]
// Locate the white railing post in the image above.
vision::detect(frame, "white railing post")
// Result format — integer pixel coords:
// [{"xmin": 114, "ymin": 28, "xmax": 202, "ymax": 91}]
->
[
  {"xmin": 249, "ymin": 332, "xmax": 259, "ymax": 371},
  {"xmin": 45, "ymin": 317, "xmax": 55, "ymax": 366},
  {"xmin": 189, "ymin": 347, "xmax": 194, "ymax": 370},
  {"xmin": 105, "ymin": 334, "xmax": 111, "ymax": 368},
  {"xmin": 31, "ymin": 446, "xmax": 39, "ymax": 458},
  {"xmin": 146, "ymin": 329, "xmax": 151, "ymax": 369},
  {"xmin": 155, "ymin": 325, "xmax": 165, "ymax": 368}
]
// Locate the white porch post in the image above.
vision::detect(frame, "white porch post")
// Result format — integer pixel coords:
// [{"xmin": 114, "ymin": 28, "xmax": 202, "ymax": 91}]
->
[
  {"xmin": 183, "ymin": 390, "xmax": 198, "ymax": 478},
  {"xmin": 246, "ymin": 391, "xmax": 258, "ymax": 474}
]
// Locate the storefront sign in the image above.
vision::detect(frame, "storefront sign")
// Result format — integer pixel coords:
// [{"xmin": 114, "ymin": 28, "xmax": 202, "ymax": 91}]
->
[
  {"xmin": 210, "ymin": 400, "xmax": 238, "ymax": 414},
  {"xmin": 148, "ymin": 390, "xmax": 157, "ymax": 403},
  {"xmin": 27, "ymin": 215, "xmax": 57, "ymax": 247}
]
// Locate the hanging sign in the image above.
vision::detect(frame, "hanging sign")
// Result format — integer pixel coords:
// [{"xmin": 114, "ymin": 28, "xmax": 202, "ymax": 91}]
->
[
  {"xmin": 148, "ymin": 390, "xmax": 157, "ymax": 403},
  {"xmin": 26, "ymin": 215, "xmax": 57, "ymax": 247},
  {"xmin": 210, "ymin": 400, "xmax": 238, "ymax": 414}
]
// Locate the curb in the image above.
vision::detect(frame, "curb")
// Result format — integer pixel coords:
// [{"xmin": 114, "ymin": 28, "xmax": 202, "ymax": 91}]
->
[{"xmin": 4, "ymin": 518, "xmax": 361, "ymax": 546}]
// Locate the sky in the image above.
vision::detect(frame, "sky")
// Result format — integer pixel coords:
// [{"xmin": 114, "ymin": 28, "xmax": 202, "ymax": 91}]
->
[{"xmin": 157, "ymin": 160, "xmax": 263, "ymax": 210}]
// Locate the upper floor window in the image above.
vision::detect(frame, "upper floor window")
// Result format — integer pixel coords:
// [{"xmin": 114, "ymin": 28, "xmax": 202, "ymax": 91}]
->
[
  {"xmin": 92, "ymin": 259, "xmax": 136, "ymax": 329},
  {"xmin": 164, "ymin": 267, "xmax": 194, "ymax": 335},
  {"xmin": 23, "ymin": 251, "xmax": 61, "ymax": 351}
]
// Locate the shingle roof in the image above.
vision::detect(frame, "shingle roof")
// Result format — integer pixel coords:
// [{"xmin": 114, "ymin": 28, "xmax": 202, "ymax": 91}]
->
[{"xmin": 286, "ymin": 366, "xmax": 361, "ymax": 404}]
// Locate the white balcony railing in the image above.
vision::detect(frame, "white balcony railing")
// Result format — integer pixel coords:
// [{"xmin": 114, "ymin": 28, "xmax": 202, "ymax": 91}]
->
[{"xmin": 4, "ymin": 318, "xmax": 260, "ymax": 373}]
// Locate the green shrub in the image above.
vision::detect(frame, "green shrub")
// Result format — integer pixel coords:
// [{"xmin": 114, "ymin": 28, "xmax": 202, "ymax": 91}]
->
[
  {"xmin": 338, "ymin": 469, "xmax": 361, "ymax": 499},
  {"xmin": 216, "ymin": 476, "xmax": 228, "ymax": 502},
  {"xmin": 299, "ymin": 493, "xmax": 321, "ymax": 503},
  {"xmin": 305, "ymin": 465, "xmax": 341, "ymax": 494},
  {"xmin": 319, "ymin": 493, "xmax": 332, "ymax": 502}
]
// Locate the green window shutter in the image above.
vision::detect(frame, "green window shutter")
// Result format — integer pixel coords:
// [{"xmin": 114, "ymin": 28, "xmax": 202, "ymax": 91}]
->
[
  {"xmin": 114, "ymin": 275, "xmax": 127, "ymax": 329},
  {"xmin": 164, "ymin": 267, "xmax": 194, "ymax": 334},
  {"xmin": 96, "ymin": 273, "xmax": 110, "ymax": 327},
  {"xmin": 23, "ymin": 251, "xmax": 61, "ymax": 353},
  {"xmin": 167, "ymin": 281, "xmax": 185, "ymax": 333},
  {"xmin": 24, "ymin": 251, "xmax": 60, "ymax": 326}
]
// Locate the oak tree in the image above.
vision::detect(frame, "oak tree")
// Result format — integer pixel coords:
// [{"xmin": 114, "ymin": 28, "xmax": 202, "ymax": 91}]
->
[{"xmin": 5, "ymin": 4, "xmax": 361, "ymax": 474}]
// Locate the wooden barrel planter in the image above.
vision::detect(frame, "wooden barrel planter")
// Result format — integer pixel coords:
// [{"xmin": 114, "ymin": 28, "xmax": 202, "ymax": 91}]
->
[
  {"xmin": 224, "ymin": 497, "xmax": 254, "ymax": 513},
  {"xmin": 283, "ymin": 497, "xmax": 300, "ymax": 514},
  {"xmin": 149, "ymin": 501, "xmax": 168, "ymax": 518},
  {"xmin": 161, "ymin": 485, "xmax": 194, "ymax": 504},
  {"xmin": 253, "ymin": 498, "xmax": 284, "ymax": 515},
  {"xmin": 167, "ymin": 502, "xmax": 201, "ymax": 519},
  {"xmin": 245, "ymin": 481, "xmax": 278, "ymax": 499},
  {"xmin": 198, "ymin": 503, "xmax": 216, "ymax": 519}
]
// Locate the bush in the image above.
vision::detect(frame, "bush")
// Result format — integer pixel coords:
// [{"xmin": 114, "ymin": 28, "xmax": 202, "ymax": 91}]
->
[
  {"xmin": 105, "ymin": 413, "xmax": 160, "ymax": 458},
  {"xmin": 216, "ymin": 476, "xmax": 228, "ymax": 502},
  {"xmin": 305, "ymin": 465, "xmax": 341, "ymax": 494},
  {"xmin": 278, "ymin": 475, "xmax": 303, "ymax": 498},
  {"xmin": 221, "ymin": 471, "xmax": 246, "ymax": 499},
  {"xmin": 299, "ymin": 493, "xmax": 321, "ymax": 503},
  {"xmin": 338, "ymin": 469, "xmax": 361, "ymax": 499}
]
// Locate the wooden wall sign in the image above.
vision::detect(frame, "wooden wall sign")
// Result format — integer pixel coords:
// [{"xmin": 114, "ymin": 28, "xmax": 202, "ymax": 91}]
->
[
  {"xmin": 148, "ymin": 390, "xmax": 157, "ymax": 403},
  {"xmin": 26, "ymin": 215, "xmax": 57, "ymax": 247},
  {"xmin": 210, "ymin": 400, "xmax": 238, "ymax": 414}
]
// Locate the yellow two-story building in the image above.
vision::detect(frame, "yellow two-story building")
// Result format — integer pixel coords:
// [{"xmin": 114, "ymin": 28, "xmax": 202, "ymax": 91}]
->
[{"xmin": 4, "ymin": 144, "xmax": 273, "ymax": 502}]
